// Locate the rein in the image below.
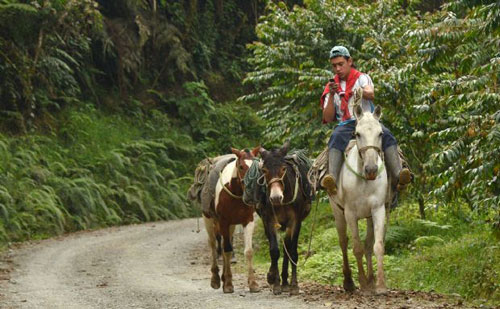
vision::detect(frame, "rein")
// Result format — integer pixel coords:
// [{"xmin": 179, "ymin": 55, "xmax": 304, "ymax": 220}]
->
[{"xmin": 344, "ymin": 145, "xmax": 385, "ymax": 180}]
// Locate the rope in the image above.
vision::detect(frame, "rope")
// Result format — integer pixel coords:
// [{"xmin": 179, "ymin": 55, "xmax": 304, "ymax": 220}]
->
[
  {"xmin": 272, "ymin": 193, "xmax": 320, "ymax": 268},
  {"xmin": 243, "ymin": 158, "xmax": 263, "ymax": 205},
  {"xmin": 219, "ymin": 170, "xmax": 243, "ymax": 199},
  {"xmin": 343, "ymin": 151, "xmax": 385, "ymax": 179},
  {"xmin": 187, "ymin": 158, "xmax": 213, "ymax": 202},
  {"xmin": 307, "ymin": 147, "xmax": 329, "ymax": 197},
  {"xmin": 281, "ymin": 165, "xmax": 300, "ymax": 205}
]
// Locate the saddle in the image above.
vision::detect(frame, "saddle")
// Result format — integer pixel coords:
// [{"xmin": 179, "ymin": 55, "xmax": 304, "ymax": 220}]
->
[
  {"xmin": 188, "ymin": 154, "xmax": 236, "ymax": 217},
  {"xmin": 243, "ymin": 150, "xmax": 313, "ymax": 208},
  {"xmin": 307, "ymin": 142, "xmax": 410, "ymax": 197}
]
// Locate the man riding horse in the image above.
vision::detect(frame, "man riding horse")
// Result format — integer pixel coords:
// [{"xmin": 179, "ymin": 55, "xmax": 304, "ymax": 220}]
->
[{"xmin": 319, "ymin": 45, "xmax": 411, "ymax": 198}]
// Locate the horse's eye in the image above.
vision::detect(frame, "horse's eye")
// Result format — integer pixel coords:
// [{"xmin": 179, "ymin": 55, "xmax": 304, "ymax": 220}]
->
[
  {"xmin": 379, "ymin": 132, "xmax": 383, "ymax": 137},
  {"xmin": 239, "ymin": 165, "xmax": 244, "ymax": 170},
  {"xmin": 355, "ymin": 132, "xmax": 361, "ymax": 138}
]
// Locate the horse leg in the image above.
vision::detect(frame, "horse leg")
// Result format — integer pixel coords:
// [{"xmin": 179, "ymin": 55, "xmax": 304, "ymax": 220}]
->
[
  {"xmin": 220, "ymin": 221, "xmax": 234, "ymax": 293},
  {"xmin": 364, "ymin": 217, "xmax": 375, "ymax": 291},
  {"xmin": 243, "ymin": 220, "xmax": 260, "ymax": 293},
  {"xmin": 264, "ymin": 219, "xmax": 281, "ymax": 295},
  {"xmin": 203, "ymin": 216, "xmax": 220, "ymax": 289},
  {"xmin": 345, "ymin": 211, "xmax": 369, "ymax": 291},
  {"xmin": 289, "ymin": 221, "xmax": 301, "ymax": 295},
  {"xmin": 332, "ymin": 204, "xmax": 355, "ymax": 292},
  {"xmin": 216, "ymin": 234, "xmax": 222, "ymax": 261},
  {"xmin": 280, "ymin": 230, "xmax": 290, "ymax": 293},
  {"xmin": 372, "ymin": 207, "xmax": 388, "ymax": 294}
]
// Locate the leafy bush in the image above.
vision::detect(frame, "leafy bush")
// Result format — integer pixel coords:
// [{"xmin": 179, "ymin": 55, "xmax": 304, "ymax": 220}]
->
[
  {"xmin": 388, "ymin": 232, "xmax": 499, "ymax": 304},
  {"xmin": 0, "ymin": 104, "xmax": 200, "ymax": 246}
]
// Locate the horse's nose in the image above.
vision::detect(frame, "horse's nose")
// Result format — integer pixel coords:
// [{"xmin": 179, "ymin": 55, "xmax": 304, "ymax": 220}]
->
[
  {"xmin": 270, "ymin": 192, "xmax": 284, "ymax": 205},
  {"xmin": 269, "ymin": 184, "xmax": 284, "ymax": 205},
  {"xmin": 365, "ymin": 165, "xmax": 378, "ymax": 180}
]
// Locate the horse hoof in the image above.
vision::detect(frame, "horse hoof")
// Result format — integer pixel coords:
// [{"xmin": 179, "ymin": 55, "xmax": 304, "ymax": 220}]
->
[
  {"xmin": 289, "ymin": 285, "xmax": 299, "ymax": 295},
  {"xmin": 267, "ymin": 272, "xmax": 275, "ymax": 285},
  {"xmin": 272, "ymin": 284, "xmax": 282, "ymax": 295},
  {"xmin": 376, "ymin": 287, "xmax": 388, "ymax": 295},
  {"xmin": 211, "ymin": 276, "xmax": 221, "ymax": 289},
  {"xmin": 249, "ymin": 282, "xmax": 260, "ymax": 293},
  {"xmin": 223, "ymin": 285, "xmax": 234, "ymax": 293},
  {"xmin": 281, "ymin": 284, "xmax": 290, "ymax": 292}
]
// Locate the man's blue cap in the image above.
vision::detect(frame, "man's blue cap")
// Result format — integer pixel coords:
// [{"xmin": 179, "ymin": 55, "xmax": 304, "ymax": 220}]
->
[{"xmin": 329, "ymin": 46, "xmax": 350, "ymax": 59}]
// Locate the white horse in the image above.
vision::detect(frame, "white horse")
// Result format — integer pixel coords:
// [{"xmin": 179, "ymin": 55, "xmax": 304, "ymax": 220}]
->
[{"xmin": 329, "ymin": 105, "xmax": 392, "ymax": 295}]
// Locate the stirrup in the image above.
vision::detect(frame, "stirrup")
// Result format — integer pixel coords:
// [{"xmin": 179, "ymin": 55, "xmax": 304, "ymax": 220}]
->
[
  {"xmin": 321, "ymin": 174, "xmax": 337, "ymax": 196},
  {"xmin": 397, "ymin": 168, "xmax": 412, "ymax": 191}
]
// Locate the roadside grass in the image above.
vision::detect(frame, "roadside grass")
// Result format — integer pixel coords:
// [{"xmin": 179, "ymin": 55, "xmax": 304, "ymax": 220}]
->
[
  {"xmin": 245, "ymin": 195, "xmax": 499, "ymax": 306},
  {"xmin": 0, "ymin": 104, "xmax": 197, "ymax": 248}
]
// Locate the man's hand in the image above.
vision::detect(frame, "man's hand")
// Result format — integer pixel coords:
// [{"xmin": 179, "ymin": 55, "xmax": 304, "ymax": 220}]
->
[{"xmin": 328, "ymin": 79, "xmax": 338, "ymax": 94}]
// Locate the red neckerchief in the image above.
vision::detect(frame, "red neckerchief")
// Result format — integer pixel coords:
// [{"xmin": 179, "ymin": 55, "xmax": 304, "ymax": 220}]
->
[{"xmin": 320, "ymin": 68, "xmax": 362, "ymax": 123}]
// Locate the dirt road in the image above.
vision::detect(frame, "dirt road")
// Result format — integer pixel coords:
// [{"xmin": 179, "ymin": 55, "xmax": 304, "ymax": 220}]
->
[{"xmin": 0, "ymin": 218, "xmax": 465, "ymax": 308}]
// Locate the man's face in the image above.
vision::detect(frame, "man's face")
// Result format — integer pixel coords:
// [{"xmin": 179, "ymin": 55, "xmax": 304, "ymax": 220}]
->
[{"xmin": 330, "ymin": 56, "xmax": 352, "ymax": 80}]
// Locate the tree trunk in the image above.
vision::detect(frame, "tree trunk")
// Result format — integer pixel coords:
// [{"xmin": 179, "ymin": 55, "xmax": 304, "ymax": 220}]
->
[{"xmin": 418, "ymin": 196, "xmax": 425, "ymax": 219}]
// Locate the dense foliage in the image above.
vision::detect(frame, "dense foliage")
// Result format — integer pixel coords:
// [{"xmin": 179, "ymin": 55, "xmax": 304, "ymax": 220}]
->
[
  {"xmin": 0, "ymin": 0, "xmax": 265, "ymax": 244},
  {"xmin": 0, "ymin": 0, "xmax": 498, "ymax": 304},
  {"xmin": 241, "ymin": 0, "xmax": 500, "ymax": 227}
]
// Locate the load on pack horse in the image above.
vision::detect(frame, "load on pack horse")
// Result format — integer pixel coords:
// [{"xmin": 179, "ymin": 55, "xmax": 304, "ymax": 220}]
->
[
  {"xmin": 249, "ymin": 141, "xmax": 312, "ymax": 295},
  {"xmin": 189, "ymin": 146, "xmax": 261, "ymax": 294}
]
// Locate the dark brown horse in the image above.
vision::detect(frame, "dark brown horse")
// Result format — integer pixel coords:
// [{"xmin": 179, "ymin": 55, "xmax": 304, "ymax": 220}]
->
[
  {"xmin": 258, "ymin": 141, "xmax": 312, "ymax": 295},
  {"xmin": 202, "ymin": 146, "xmax": 260, "ymax": 293}
]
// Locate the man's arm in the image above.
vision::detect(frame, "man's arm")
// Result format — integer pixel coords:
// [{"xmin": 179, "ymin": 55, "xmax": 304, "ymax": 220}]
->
[
  {"xmin": 322, "ymin": 93, "xmax": 335, "ymax": 123},
  {"xmin": 362, "ymin": 84, "xmax": 374, "ymax": 100}
]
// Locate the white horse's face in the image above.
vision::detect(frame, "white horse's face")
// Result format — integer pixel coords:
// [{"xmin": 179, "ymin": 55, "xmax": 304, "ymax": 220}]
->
[{"xmin": 354, "ymin": 105, "xmax": 383, "ymax": 180}]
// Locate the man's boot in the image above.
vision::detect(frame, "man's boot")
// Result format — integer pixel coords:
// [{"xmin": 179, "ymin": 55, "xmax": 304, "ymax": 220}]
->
[
  {"xmin": 320, "ymin": 148, "xmax": 344, "ymax": 196},
  {"xmin": 384, "ymin": 145, "xmax": 412, "ymax": 191}
]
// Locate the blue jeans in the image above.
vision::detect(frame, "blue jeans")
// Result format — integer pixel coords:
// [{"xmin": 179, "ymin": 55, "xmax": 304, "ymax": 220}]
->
[{"xmin": 328, "ymin": 121, "xmax": 397, "ymax": 152}]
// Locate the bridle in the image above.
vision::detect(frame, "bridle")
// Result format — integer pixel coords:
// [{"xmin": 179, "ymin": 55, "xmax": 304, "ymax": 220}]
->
[
  {"xmin": 259, "ymin": 164, "xmax": 300, "ymax": 206},
  {"xmin": 218, "ymin": 158, "xmax": 249, "ymax": 201},
  {"xmin": 344, "ymin": 142, "xmax": 385, "ymax": 180},
  {"xmin": 357, "ymin": 145, "xmax": 383, "ymax": 162}
]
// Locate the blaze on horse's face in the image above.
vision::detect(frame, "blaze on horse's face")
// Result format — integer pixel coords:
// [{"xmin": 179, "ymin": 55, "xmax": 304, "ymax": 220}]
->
[
  {"xmin": 231, "ymin": 146, "xmax": 260, "ymax": 185},
  {"xmin": 354, "ymin": 105, "xmax": 383, "ymax": 180},
  {"xmin": 259, "ymin": 141, "xmax": 290, "ymax": 205}
]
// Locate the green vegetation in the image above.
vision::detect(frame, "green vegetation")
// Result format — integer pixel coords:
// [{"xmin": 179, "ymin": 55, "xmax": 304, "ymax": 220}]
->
[
  {"xmin": 0, "ymin": 0, "xmax": 498, "ymax": 305},
  {"xmin": 250, "ymin": 197, "xmax": 499, "ymax": 305},
  {"xmin": 0, "ymin": 0, "xmax": 264, "ymax": 247}
]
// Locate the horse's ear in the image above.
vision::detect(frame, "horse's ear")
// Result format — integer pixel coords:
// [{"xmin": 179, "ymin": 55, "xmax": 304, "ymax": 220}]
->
[
  {"xmin": 259, "ymin": 147, "xmax": 268, "ymax": 159},
  {"xmin": 251, "ymin": 145, "xmax": 261, "ymax": 157},
  {"xmin": 354, "ymin": 104, "xmax": 364, "ymax": 120},
  {"xmin": 231, "ymin": 147, "xmax": 241, "ymax": 157},
  {"xmin": 373, "ymin": 105, "xmax": 382, "ymax": 120},
  {"xmin": 279, "ymin": 140, "xmax": 290, "ymax": 156}
]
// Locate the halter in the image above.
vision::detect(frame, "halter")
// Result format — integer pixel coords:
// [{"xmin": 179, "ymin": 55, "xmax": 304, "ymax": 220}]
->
[
  {"xmin": 357, "ymin": 145, "xmax": 382, "ymax": 159},
  {"xmin": 260, "ymin": 164, "xmax": 300, "ymax": 206},
  {"xmin": 345, "ymin": 144, "xmax": 385, "ymax": 180},
  {"xmin": 218, "ymin": 158, "xmax": 247, "ymax": 201}
]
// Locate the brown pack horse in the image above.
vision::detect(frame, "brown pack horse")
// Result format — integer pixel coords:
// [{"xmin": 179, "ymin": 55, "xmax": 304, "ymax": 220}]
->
[
  {"xmin": 202, "ymin": 146, "xmax": 260, "ymax": 293},
  {"xmin": 258, "ymin": 141, "xmax": 311, "ymax": 295}
]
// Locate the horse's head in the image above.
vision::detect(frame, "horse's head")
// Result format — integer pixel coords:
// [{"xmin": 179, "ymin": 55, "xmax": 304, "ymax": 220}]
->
[
  {"xmin": 259, "ymin": 140, "xmax": 290, "ymax": 205},
  {"xmin": 231, "ymin": 146, "xmax": 260, "ymax": 185},
  {"xmin": 354, "ymin": 105, "xmax": 383, "ymax": 181}
]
